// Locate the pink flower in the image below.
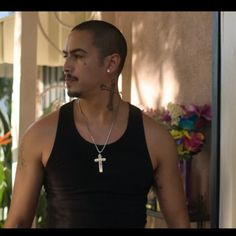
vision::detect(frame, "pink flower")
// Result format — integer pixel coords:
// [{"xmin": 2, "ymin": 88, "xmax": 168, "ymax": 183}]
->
[{"xmin": 183, "ymin": 132, "xmax": 204, "ymax": 153}]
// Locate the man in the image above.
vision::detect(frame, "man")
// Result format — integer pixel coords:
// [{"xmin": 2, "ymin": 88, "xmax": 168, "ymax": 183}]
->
[{"xmin": 4, "ymin": 20, "xmax": 190, "ymax": 228}]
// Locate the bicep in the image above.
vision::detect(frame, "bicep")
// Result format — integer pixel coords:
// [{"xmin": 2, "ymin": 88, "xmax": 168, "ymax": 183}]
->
[
  {"xmin": 153, "ymin": 135, "xmax": 183, "ymax": 206},
  {"xmin": 5, "ymin": 134, "xmax": 44, "ymax": 228},
  {"xmin": 152, "ymin": 129, "xmax": 190, "ymax": 227}
]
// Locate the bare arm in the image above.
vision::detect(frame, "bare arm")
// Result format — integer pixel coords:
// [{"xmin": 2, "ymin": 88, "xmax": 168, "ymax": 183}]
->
[
  {"xmin": 4, "ymin": 124, "xmax": 44, "ymax": 228},
  {"xmin": 143, "ymin": 115, "xmax": 190, "ymax": 228},
  {"xmin": 153, "ymin": 131, "xmax": 190, "ymax": 228}
]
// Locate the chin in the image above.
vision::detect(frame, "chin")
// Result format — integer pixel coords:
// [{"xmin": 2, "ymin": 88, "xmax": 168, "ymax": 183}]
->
[{"xmin": 67, "ymin": 90, "xmax": 81, "ymax": 98}]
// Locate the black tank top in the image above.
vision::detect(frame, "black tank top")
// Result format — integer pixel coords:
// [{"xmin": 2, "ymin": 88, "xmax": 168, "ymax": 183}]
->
[{"xmin": 43, "ymin": 100, "xmax": 153, "ymax": 228}]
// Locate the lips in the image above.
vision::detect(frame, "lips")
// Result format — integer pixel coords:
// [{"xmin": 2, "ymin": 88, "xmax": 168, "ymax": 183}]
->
[{"xmin": 64, "ymin": 75, "xmax": 78, "ymax": 87}]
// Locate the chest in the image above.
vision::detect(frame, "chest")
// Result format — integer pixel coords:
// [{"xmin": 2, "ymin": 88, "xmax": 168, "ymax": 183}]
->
[{"xmin": 44, "ymin": 132, "xmax": 153, "ymax": 195}]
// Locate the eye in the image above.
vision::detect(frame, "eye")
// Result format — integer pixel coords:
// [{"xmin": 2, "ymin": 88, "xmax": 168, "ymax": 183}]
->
[
  {"xmin": 73, "ymin": 54, "xmax": 84, "ymax": 59},
  {"xmin": 62, "ymin": 54, "xmax": 84, "ymax": 60}
]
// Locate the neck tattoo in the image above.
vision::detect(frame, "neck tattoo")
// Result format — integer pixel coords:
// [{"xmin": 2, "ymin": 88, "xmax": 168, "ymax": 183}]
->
[
  {"xmin": 78, "ymin": 100, "xmax": 120, "ymax": 173},
  {"xmin": 100, "ymin": 79, "xmax": 117, "ymax": 111}
]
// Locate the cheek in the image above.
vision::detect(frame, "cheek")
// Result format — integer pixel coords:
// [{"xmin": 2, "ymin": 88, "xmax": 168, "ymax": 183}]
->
[{"xmin": 77, "ymin": 59, "xmax": 104, "ymax": 78}]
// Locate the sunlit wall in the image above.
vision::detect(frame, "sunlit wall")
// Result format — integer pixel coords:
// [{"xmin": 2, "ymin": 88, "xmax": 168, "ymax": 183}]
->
[{"xmin": 117, "ymin": 12, "xmax": 212, "ymax": 110}]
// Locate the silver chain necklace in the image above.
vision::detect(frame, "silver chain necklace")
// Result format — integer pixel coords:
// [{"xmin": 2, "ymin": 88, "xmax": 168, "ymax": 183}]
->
[{"xmin": 78, "ymin": 100, "xmax": 119, "ymax": 173}]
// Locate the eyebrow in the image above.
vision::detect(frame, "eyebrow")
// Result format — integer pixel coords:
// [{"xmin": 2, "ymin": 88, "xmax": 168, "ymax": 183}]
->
[{"xmin": 62, "ymin": 48, "xmax": 88, "ymax": 55}]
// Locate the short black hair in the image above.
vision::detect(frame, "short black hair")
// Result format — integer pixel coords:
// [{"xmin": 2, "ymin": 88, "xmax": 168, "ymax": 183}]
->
[{"xmin": 72, "ymin": 20, "xmax": 127, "ymax": 75}]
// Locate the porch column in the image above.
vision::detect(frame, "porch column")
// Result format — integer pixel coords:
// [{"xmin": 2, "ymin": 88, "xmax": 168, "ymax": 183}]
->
[{"xmin": 11, "ymin": 12, "xmax": 38, "ymax": 184}]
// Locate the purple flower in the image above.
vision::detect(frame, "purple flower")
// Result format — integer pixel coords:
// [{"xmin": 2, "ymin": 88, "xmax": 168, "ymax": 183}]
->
[
  {"xmin": 160, "ymin": 110, "xmax": 171, "ymax": 122},
  {"xmin": 200, "ymin": 104, "xmax": 212, "ymax": 121}
]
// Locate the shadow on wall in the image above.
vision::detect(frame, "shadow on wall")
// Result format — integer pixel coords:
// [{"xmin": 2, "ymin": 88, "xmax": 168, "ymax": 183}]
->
[{"xmin": 116, "ymin": 12, "xmax": 212, "ymax": 109}]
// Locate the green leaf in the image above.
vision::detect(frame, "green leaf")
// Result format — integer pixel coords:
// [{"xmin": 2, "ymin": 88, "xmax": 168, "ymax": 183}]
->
[
  {"xmin": 0, "ymin": 163, "xmax": 6, "ymax": 205},
  {"xmin": 0, "ymin": 163, "xmax": 5, "ymax": 184}
]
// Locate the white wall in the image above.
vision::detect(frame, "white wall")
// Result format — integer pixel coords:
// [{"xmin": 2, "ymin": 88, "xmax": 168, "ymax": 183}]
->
[{"xmin": 220, "ymin": 11, "xmax": 236, "ymax": 228}]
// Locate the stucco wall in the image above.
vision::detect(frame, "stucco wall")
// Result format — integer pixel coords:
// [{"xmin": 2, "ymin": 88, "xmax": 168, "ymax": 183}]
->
[{"xmin": 112, "ymin": 12, "xmax": 212, "ymax": 108}]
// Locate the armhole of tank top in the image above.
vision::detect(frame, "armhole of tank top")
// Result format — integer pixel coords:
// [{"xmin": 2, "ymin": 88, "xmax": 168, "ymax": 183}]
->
[
  {"xmin": 131, "ymin": 105, "xmax": 154, "ymax": 174},
  {"xmin": 44, "ymin": 101, "xmax": 73, "ymax": 169}
]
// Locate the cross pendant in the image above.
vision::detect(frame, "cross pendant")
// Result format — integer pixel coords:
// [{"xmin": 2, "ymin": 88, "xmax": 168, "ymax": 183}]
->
[{"xmin": 94, "ymin": 153, "xmax": 106, "ymax": 173}]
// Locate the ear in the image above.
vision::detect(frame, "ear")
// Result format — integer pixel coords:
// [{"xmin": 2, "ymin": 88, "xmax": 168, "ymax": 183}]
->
[{"xmin": 105, "ymin": 53, "xmax": 121, "ymax": 74}]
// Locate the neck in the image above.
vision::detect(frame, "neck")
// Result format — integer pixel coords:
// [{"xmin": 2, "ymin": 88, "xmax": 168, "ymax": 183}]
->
[
  {"xmin": 100, "ymin": 80, "xmax": 119, "ymax": 111},
  {"xmin": 77, "ymin": 96, "xmax": 121, "ymax": 146},
  {"xmin": 77, "ymin": 95, "xmax": 121, "ymax": 125}
]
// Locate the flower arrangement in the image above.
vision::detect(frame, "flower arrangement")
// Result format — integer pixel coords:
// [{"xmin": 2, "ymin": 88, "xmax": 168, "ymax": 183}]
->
[{"xmin": 148, "ymin": 103, "xmax": 211, "ymax": 160}]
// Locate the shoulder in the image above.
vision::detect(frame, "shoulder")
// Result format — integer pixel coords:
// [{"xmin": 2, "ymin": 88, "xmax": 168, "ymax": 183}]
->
[
  {"xmin": 24, "ymin": 100, "xmax": 74, "ymax": 137},
  {"xmin": 21, "ymin": 109, "xmax": 60, "ymax": 150},
  {"xmin": 27, "ymin": 110, "xmax": 59, "ymax": 135},
  {"xmin": 141, "ymin": 111, "xmax": 178, "ymax": 169},
  {"xmin": 13, "ymin": 109, "xmax": 60, "ymax": 167},
  {"xmin": 142, "ymin": 112, "xmax": 174, "ymax": 147}
]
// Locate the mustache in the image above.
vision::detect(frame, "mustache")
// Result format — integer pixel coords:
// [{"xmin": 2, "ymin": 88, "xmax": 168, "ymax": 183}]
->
[{"xmin": 63, "ymin": 72, "xmax": 78, "ymax": 80}]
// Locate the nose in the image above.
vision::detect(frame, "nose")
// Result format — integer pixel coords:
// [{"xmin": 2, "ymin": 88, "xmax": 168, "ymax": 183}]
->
[
  {"xmin": 63, "ymin": 59, "xmax": 72, "ymax": 76},
  {"xmin": 63, "ymin": 69, "xmax": 70, "ymax": 76}
]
